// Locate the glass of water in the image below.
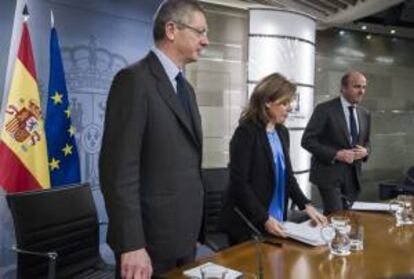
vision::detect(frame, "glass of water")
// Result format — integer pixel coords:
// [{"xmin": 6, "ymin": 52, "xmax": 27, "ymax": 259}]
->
[
  {"xmin": 390, "ymin": 195, "xmax": 414, "ymax": 226},
  {"xmin": 349, "ymin": 225, "xmax": 364, "ymax": 251},
  {"xmin": 321, "ymin": 216, "xmax": 351, "ymax": 256}
]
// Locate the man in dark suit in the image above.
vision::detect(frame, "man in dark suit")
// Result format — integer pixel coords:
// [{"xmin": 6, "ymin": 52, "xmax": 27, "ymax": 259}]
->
[
  {"xmin": 301, "ymin": 71, "xmax": 371, "ymax": 214},
  {"xmin": 99, "ymin": 0, "xmax": 209, "ymax": 278}
]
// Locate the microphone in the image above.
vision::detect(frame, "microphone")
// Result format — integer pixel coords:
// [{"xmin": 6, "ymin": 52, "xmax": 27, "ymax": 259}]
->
[
  {"xmin": 234, "ymin": 207, "xmax": 263, "ymax": 240},
  {"xmin": 234, "ymin": 207, "xmax": 264, "ymax": 279},
  {"xmin": 233, "ymin": 207, "xmax": 282, "ymax": 247}
]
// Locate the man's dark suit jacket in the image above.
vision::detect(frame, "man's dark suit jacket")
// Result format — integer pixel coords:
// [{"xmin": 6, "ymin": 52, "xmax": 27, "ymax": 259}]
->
[
  {"xmin": 220, "ymin": 120, "xmax": 310, "ymax": 244},
  {"xmin": 301, "ymin": 97, "xmax": 371, "ymax": 198},
  {"xmin": 99, "ymin": 52, "xmax": 204, "ymax": 262}
]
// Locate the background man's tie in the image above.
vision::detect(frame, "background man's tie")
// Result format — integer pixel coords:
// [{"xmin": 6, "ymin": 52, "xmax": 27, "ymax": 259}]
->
[{"xmin": 348, "ymin": 106, "xmax": 358, "ymax": 147}]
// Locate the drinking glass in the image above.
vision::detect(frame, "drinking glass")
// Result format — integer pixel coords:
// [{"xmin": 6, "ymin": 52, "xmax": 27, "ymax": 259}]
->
[
  {"xmin": 349, "ymin": 225, "xmax": 364, "ymax": 251},
  {"xmin": 321, "ymin": 216, "xmax": 351, "ymax": 256},
  {"xmin": 389, "ymin": 195, "xmax": 414, "ymax": 226}
]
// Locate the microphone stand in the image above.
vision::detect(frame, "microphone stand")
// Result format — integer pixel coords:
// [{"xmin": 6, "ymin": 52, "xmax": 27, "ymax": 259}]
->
[
  {"xmin": 234, "ymin": 207, "xmax": 264, "ymax": 279},
  {"xmin": 252, "ymin": 234, "xmax": 263, "ymax": 279}
]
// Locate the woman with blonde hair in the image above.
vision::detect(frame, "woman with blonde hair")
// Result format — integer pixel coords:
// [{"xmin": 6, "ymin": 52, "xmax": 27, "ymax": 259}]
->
[{"xmin": 221, "ymin": 73, "xmax": 326, "ymax": 244}]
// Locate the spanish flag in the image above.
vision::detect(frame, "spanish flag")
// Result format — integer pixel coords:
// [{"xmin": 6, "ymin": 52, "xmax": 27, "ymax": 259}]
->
[{"xmin": 0, "ymin": 15, "xmax": 50, "ymax": 193}]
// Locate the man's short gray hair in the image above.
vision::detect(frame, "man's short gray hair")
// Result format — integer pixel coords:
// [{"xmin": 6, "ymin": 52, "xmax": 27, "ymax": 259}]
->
[{"xmin": 153, "ymin": 0, "xmax": 205, "ymax": 42}]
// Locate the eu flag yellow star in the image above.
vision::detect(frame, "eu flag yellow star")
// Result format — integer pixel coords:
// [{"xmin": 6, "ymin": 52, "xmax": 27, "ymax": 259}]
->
[
  {"xmin": 64, "ymin": 107, "xmax": 71, "ymax": 118},
  {"xmin": 51, "ymin": 91, "xmax": 63, "ymax": 105},
  {"xmin": 62, "ymin": 144, "xmax": 73, "ymax": 156},
  {"xmin": 49, "ymin": 158, "xmax": 60, "ymax": 171},
  {"xmin": 68, "ymin": 125, "xmax": 75, "ymax": 137}
]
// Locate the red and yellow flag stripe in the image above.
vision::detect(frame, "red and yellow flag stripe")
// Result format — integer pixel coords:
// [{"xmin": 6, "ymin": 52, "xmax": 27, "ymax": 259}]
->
[{"xmin": 0, "ymin": 22, "xmax": 50, "ymax": 193}]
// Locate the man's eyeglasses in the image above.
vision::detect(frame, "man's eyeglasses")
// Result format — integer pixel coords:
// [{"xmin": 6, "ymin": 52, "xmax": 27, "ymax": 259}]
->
[{"xmin": 175, "ymin": 22, "xmax": 208, "ymax": 37}]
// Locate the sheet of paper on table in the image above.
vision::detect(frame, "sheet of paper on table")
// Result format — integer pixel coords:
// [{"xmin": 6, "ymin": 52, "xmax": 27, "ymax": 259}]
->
[
  {"xmin": 283, "ymin": 221, "xmax": 326, "ymax": 246},
  {"xmin": 351, "ymin": 201, "xmax": 395, "ymax": 211}
]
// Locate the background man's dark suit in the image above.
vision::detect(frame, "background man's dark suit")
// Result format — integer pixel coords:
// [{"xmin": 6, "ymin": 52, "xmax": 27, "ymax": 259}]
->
[
  {"xmin": 301, "ymin": 97, "xmax": 370, "ymax": 212},
  {"xmin": 221, "ymin": 121, "xmax": 310, "ymax": 244},
  {"xmin": 99, "ymin": 51, "xmax": 203, "ymax": 271}
]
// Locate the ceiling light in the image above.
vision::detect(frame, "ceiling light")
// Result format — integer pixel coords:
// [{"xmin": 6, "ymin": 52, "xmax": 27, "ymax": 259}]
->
[
  {"xmin": 366, "ymin": 34, "xmax": 372, "ymax": 40},
  {"xmin": 339, "ymin": 30, "xmax": 345, "ymax": 36},
  {"xmin": 361, "ymin": 25, "xmax": 367, "ymax": 30},
  {"xmin": 390, "ymin": 29, "xmax": 396, "ymax": 34}
]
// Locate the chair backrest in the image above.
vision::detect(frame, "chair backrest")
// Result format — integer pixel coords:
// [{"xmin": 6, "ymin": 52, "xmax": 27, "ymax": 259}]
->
[
  {"xmin": 201, "ymin": 168, "xmax": 229, "ymax": 239},
  {"xmin": 7, "ymin": 183, "xmax": 101, "ymax": 278}
]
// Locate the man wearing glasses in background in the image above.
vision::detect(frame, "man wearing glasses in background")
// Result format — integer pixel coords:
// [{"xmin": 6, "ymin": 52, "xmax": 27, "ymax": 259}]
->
[{"xmin": 100, "ymin": 0, "xmax": 209, "ymax": 278}]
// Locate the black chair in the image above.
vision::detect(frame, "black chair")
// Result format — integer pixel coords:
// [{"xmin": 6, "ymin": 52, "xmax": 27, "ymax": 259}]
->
[
  {"xmin": 200, "ymin": 168, "xmax": 230, "ymax": 252},
  {"xmin": 379, "ymin": 166, "xmax": 414, "ymax": 200},
  {"xmin": 6, "ymin": 183, "xmax": 114, "ymax": 279}
]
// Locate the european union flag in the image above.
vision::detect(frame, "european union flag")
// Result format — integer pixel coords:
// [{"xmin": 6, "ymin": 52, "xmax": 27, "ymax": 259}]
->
[{"xmin": 45, "ymin": 27, "xmax": 80, "ymax": 187}]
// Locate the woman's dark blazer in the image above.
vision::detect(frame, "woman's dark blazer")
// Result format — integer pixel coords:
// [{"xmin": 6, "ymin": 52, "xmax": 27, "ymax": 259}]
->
[{"xmin": 220, "ymin": 120, "xmax": 310, "ymax": 244}]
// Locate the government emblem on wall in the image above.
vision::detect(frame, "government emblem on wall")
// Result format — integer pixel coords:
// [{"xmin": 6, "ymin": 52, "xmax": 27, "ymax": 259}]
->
[{"xmin": 61, "ymin": 37, "xmax": 127, "ymax": 188}]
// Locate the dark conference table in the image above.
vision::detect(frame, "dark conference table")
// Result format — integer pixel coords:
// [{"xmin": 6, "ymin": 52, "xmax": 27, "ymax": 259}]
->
[{"xmin": 164, "ymin": 211, "xmax": 414, "ymax": 279}]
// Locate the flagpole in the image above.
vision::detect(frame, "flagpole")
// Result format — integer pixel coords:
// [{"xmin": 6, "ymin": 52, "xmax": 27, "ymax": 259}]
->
[
  {"xmin": 23, "ymin": 4, "xmax": 29, "ymax": 21},
  {"xmin": 50, "ymin": 10, "xmax": 54, "ymax": 28}
]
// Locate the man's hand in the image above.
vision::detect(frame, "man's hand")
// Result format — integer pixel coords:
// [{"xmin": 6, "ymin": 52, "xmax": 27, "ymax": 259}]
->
[
  {"xmin": 352, "ymin": 145, "xmax": 368, "ymax": 161},
  {"xmin": 120, "ymin": 249, "xmax": 152, "ymax": 279},
  {"xmin": 264, "ymin": 216, "xmax": 287, "ymax": 238},
  {"xmin": 335, "ymin": 149, "xmax": 355, "ymax": 164}
]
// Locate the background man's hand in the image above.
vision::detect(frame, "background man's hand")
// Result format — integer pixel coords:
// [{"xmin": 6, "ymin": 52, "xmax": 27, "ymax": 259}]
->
[
  {"xmin": 335, "ymin": 149, "xmax": 355, "ymax": 164},
  {"xmin": 353, "ymin": 145, "xmax": 368, "ymax": 161},
  {"xmin": 120, "ymin": 248, "xmax": 152, "ymax": 279}
]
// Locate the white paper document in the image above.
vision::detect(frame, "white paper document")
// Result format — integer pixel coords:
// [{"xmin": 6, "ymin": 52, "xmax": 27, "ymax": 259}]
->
[
  {"xmin": 283, "ymin": 221, "xmax": 326, "ymax": 246},
  {"xmin": 351, "ymin": 201, "xmax": 393, "ymax": 211},
  {"xmin": 183, "ymin": 262, "xmax": 243, "ymax": 279}
]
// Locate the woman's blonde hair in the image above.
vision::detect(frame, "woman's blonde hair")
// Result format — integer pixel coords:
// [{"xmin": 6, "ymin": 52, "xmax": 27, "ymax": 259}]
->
[{"xmin": 240, "ymin": 72, "xmax": 296, "ymax": 125}]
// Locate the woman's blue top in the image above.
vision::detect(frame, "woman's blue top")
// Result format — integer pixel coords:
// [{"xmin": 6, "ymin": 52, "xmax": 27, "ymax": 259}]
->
[{"xmin": 266, "ymin": 130, "xmax": 286, "ymax": 222}]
